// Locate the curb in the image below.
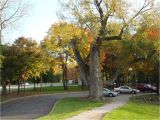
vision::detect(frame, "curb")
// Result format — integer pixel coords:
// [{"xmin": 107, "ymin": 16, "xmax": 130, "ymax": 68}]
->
[
  {"xmin": 36, "ymin": 99, "xmax": 61, "ymax": 120},
  {"xmin": 0, "ymin": 91, "xmax": 87, "ymax": 104}
]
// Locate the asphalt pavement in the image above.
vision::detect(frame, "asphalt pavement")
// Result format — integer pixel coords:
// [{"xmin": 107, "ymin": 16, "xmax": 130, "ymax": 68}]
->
[{"xmin": 1, "ymin": 92, "xmax": 88, "ymax": 120}]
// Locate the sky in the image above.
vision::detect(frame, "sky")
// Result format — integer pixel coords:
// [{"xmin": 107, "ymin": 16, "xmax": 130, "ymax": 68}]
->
[
  {"xmin": 3, "ymin": 0, "xmax": 59, "ymax": 44},
  {"xmin": 3, "ymin": 0, "xmax": 160, "ymax": 44}
]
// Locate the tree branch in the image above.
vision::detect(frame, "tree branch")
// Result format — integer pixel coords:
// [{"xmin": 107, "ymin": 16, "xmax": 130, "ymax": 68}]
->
[
  {"xmin": 0, "ymin": 0, "xmax": 22, "ymax": 28},
  {"xmin": 94, "ymin": 0, "xmax": 104, "ymax": 22},
  {"xmin": 0, "ymin": 0, "xmax": 9, "ymax": 12},
  {"xmin": 102, "ymin": 0, "xmax": 152, "ymax": 42}
]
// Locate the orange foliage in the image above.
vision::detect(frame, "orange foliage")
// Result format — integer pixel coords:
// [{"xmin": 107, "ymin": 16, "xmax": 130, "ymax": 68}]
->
[
  {"xmin": 88, "ymin": 36, "xmax": 94, "ymax": 44},
  {"xmin": 146, "ymin": 28, "xmax": 160, "ymax": 40},
  {"xmin": 100, "ymin": 50, "xmax": 108, "ymax": 70}
]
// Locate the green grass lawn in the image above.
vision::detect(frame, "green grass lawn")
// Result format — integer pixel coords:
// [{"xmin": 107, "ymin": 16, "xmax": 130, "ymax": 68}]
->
[
  {"xmin": 39, "ymin": 85, "xmax": 86, "ymax": 93},
  {"xmin": 103, "ymin": 95, "xmax": 160, "ymax": 120},
  {"xmin": 38, "ymin": 97, "xmax": 106, "ymax": 120},
  {"xmin": 1, "ymin": 85, "xmax": 87, "ymax": 102}
]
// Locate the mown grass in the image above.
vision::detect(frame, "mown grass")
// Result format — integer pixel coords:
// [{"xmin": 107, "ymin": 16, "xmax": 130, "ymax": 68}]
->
[
  {"xmin": 1, "ymin": 85, "xmax": 87, "ymax": 102},
  {"xmin": 40, "ymin": 85, "xmax": 86, "ymax": 93},
  {"xmin": 103, "ymin": 94, "xmax": 160, "ymax": 120},
  {"xmin": 38, "ymin": 97, "xmax": 106, "ymax": 120}
]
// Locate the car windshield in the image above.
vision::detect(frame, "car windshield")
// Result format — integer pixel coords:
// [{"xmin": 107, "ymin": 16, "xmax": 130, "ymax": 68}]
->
[{"xmin": 103, "ymin": 88, "xmax": 111, "ymax": 92}]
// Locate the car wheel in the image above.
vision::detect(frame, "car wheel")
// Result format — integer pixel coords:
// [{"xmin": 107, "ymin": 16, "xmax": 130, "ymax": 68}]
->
[
  {"xmin": 117, "ymin": 91, "xmax": 121, "ymax": 94},
  {"xmin": 109, "ymin": 93, "xmax": 113, "ymax": 97},
  {"xmin": 132, "ymin": 91, "xmax": 136, "ymax": 94}
]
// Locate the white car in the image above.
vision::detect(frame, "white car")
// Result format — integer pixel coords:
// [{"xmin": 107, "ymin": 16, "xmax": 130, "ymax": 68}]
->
[
  {"xmin": 114, "ymin": 86, "xmax": 140, "ymax": 94},
  {"xmin": 103, "ymin": 88, "xmax": 119, "ymax": 97}
]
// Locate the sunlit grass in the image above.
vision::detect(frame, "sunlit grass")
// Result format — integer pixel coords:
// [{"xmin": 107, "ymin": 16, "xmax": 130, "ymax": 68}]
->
[
  {"xmin": 103, "ymin": 95, "xmax": 160, "ymax": 120},
  {"xmin": 38, "ymin": 97, "xmax": 106, "ymax": 120}
]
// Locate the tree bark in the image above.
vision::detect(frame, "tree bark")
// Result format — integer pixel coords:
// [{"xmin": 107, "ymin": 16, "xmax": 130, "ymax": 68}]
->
[
  {"xmin": 17, "ymin": 80, "xmax": 20, "ymax": 94},
  {"xmin": 70, "ymin": 39, "xmax": 90, "ymax": 87},
  {"xmin": 40, "ymin": 75, "xmax": 42, "ymax": 92},
  {"xmin": 89, "ymin": 43, "xmax": 103, "ymax": 100},
  {"xmin": 62, "ymin": 63, "xmax": 68, "ymax": 90},
  {"xmin": 2, "ymin": 80, "xmax": 6, "ymax": 95},
  {"xmin": 1, "ymin": 68, "xmax": 7, "ymax": 95},
  {"xmin": 33, "ymin": 78, "xmax": 36, "ymax": 91}
]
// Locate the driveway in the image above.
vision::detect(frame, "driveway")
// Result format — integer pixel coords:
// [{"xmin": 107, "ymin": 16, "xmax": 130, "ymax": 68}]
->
[{"xmin": 1, "ymin": 92, "xmax": 88, "ymax": 120}]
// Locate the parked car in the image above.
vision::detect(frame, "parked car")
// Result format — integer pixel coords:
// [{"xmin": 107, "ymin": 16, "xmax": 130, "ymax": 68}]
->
[
  {"xmin": 137, "ymin": 83, "xmax": 157, "ymax": 92},
  {"xmin": 103, "ymin": 88, "xmax": 119, "ymax": 97},
  {"xmin": 114, "ymin": 86, "xmax": 140, "ymax": 94}
]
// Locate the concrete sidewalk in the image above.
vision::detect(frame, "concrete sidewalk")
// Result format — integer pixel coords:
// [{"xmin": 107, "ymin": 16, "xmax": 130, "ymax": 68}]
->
[{"xmin": 66, "ymin": 94, "xmax": 131, "ymax": 120}]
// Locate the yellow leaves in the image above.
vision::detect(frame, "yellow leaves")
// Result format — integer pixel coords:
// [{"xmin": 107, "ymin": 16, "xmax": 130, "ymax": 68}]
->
[
  {"xmin": 51, "ymin": 22, "xmax": 83, "ymax": 42},
  {"xmin": 87, "ymin": 34, "xmax": 94, "ymax": 44}
]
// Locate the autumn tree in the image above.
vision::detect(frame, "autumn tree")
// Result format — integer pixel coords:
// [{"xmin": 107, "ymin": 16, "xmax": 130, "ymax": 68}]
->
[
  {"xmin": 1, "ymin": 37, "xmax": 50, "ymax": 94},
  {"xmin": 42, "ymin": 22, "xmax": 91, "ymax": 89},
  {"xmin": 59, "ymin": 0, "xmax": 155, "ymax": 100},
  {"xmin": 14, "ymin": 37, "xmax": 50, "ymax": 93},
  {"xmin": 119, "ymin": 10, "xmax": 160, "ymax": 94},
  {"xmin": 0, "ymin": 0, "xmax": 27, "ymax": 94}
]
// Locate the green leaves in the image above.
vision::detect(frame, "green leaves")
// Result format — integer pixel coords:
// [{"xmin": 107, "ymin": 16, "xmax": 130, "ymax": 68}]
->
[{"xmin": 2, "ymin": 37, "xmax": 50, "ymax": 82}]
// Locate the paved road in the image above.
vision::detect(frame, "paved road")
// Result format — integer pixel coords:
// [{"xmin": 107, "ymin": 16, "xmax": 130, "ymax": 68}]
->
[{"xmin": 1, "ymin": 92, "xmax": 88, "ymax": 120}]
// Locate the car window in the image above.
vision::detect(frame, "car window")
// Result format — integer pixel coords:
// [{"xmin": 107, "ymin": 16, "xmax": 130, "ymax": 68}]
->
[
  {"xmin": 103, "ymin": 89, "xmax": 108, "ymax": 92},
  {"xmin": 122, "ymin": 86, "xmax": 130, "ymax": 89},
  {"xmin": 124, "ymin": 87, "xmax": 129, "ymax": 89},
  {"xmin": 104, "ymin": 89, "xmax": 111, "ymax": 92},
  {"xmin": 120, "ymin": 86, "xmax": 128, "ymax": 89}
]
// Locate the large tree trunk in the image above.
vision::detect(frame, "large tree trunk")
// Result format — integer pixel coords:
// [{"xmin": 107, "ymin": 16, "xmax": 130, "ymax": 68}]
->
[
  {"xmin": 89, "ymin": 43, "xmax": 103, "ymax": 100},
  {"xmin": 70, "ymin": 39, "xmax": 90, "ymax": 87}
]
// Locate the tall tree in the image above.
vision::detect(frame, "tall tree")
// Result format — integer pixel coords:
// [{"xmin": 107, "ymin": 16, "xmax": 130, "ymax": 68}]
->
[
  {"xmin": 0, "ymin": 0, "xmax": 27, "ymax": 94},
  {"xmin": 14, "ymin": 37, "xmax": 50, "ymax": 93},
  {"xmin": 59, "ymin": 0, "xmax": 154, "ymax": 100}
]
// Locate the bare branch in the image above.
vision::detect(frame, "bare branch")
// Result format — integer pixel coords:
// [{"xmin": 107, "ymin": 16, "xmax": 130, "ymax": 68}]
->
[
  {"xmin": 0, "ymin": 0, "xmax": 9, "ymax": 11},
  {"xmin": 1, "ymin": 0, "xmax": 21, "ymax": 27},
  {"xmin": 94, "ymin": 0, "xmax": 104, "ymax": 21}
]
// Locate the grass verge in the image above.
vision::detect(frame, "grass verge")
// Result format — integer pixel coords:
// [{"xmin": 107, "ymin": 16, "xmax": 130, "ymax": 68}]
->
[
  {"xmin": 102, "ymin": 94, "xmax": 160, "ymax": 120},
  {"xmin": 38, "ymin": 97, "xmax": 106, "ymax": 120},
  {"xmin": 1, "ymin": 85, "xmax": 87, "ymax": 102}
]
